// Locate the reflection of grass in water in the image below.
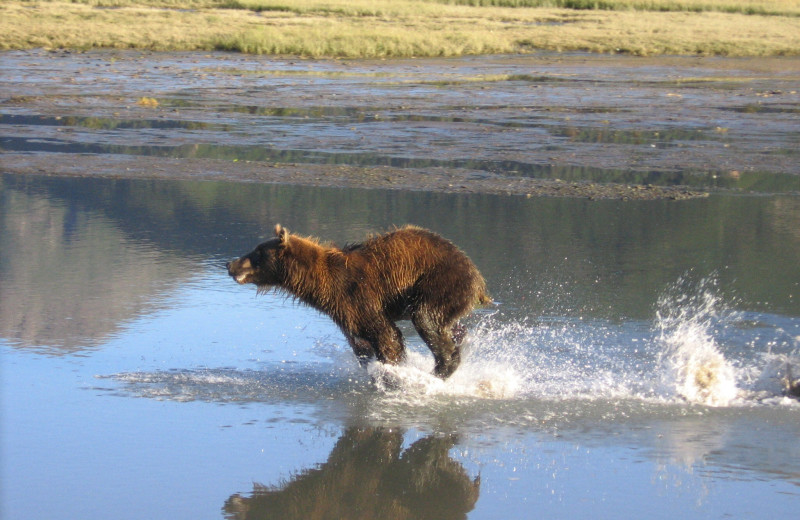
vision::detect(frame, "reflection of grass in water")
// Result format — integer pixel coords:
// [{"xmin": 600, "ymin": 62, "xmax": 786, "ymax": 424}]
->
[
  {"xmin": 409, "ymin": 74, "xmax": 575, "ymax": 86},
  {"xmin": 552, "ymin": 126, "xmax": 711, "ymax": 145},
  {"xmin": 209, "ymin": 68, "xmax": 395, "ymax": 78},
  {"xmin": 0, "ymin": 113, "xmax": 215, "ymax": 131},
  {"xmin": 3, "ymin": 134, "xmax": 797, "ymax": 191},
  {"xmin": 1, "ymin": 0, "xmax": 800, "ymax": 57}
]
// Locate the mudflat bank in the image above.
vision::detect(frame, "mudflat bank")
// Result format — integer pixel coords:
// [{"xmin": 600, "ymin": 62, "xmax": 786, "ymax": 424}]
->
[{"xmin": 1, "ymin": 50, "xmax": 798, "ymax": 199}]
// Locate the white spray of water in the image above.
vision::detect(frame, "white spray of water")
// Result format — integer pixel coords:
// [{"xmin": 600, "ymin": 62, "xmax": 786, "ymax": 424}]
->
[
  {"xmin": 365, "ymin": 278, "xmax": 761, "ymax": 407},
  {"xmin": 365, "ymin": 315, "xmax": 637, "ymax": 403},
  {"xmin": 367, "ymin": 338, "xmax": 524, "ymax": 400},
  {"xmin": 654, "ymin": 279, "xmax": 740, "ymax": 406}
]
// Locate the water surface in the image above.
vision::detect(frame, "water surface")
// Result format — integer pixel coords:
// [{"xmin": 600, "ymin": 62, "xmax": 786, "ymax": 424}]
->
[{"xmin": 1, "ymin": 173, "xmax": 798, "ymax": 519}]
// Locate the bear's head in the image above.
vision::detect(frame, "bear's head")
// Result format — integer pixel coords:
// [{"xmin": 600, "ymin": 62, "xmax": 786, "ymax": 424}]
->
[{"xmin": 227, "ymin": 224, "xmax": 289, "ymax": 288}]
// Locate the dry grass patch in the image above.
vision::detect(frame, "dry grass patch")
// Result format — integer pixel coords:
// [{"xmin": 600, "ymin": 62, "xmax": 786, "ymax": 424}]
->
[
  {"xmin": 1, "ymin": 0, "xmax": 799, "ymax": 57},
  {"xmin": 433, "ymin": 0, "xmax": 800, "ymax": 16}
]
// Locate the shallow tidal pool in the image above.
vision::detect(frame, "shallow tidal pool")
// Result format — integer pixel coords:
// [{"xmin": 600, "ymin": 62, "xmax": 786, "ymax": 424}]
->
[{"xmin": 1, "ymin": 173, "xmax": 799, "ymax": 519}]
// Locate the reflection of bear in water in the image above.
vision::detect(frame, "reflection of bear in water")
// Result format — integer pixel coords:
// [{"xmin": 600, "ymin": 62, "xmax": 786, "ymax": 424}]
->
[
  {"xmin": 227, "ymin": 225, "xmax": 490, "ymax": 379},
  {"xmin": 224, "ymin": 427, "xmax": 480, "ymax": 520}
]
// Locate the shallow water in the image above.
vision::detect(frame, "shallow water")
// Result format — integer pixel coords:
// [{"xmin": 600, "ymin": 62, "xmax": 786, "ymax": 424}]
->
[{"xmin": 2, "ymin": 173, "xmax": 799, "ymax": 519}]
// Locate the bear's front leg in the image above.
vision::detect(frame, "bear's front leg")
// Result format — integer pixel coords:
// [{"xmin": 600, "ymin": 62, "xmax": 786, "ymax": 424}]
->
[
  {"xmin": 346, "ymin": 334, "xmax": 375, "ymax": 368},
  {"xmin": 369, "ymin": 318, "xmax": 406, "ymax": 366}
]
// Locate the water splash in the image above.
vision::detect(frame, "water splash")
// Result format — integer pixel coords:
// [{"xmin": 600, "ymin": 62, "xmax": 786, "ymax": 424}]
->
[
  {"xmin": 362, "ymin": 277, "xmax": 797, "ymax": 408},
  {"xmin": 653, "ymin": 277, "xmax": 740, "ymax": 406},
  {"xmin": 365, "ymin": 314, "xmax": 644, "ymax": 403},
  {"xmin": 367, "ymin": 347, "xmax": 524, "ymax": 400}
]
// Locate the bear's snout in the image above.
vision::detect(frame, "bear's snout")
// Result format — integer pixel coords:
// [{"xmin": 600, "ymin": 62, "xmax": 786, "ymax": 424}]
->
[{"xmin": 227, "ymin": 257, "xmax": 254, "ymax": 285}]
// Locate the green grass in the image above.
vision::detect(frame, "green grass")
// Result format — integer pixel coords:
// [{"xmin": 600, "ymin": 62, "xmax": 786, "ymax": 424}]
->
[{"xmin": 2, "ymin": 0, "xmax": 799, "ymax": 57}]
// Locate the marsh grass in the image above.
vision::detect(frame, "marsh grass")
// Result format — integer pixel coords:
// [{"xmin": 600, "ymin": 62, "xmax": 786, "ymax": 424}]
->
[
  {"xmin": 1, "ymin": 0, "xmax": 799, "ymax": 57},
  {"xmin": 432, "ymin": 0, "xmax": 800, "ymax": 16}
]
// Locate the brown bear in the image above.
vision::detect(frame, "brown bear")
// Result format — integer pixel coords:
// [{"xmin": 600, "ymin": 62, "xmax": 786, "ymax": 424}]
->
[{"xmin": 227, "ymin": 224, "xmax": 490, "ymax": 379}]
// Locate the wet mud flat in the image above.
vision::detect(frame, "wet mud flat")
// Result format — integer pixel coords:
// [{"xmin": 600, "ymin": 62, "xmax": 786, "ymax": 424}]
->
[{"xmin": 1, "ymin": 50, "xmax": 799, "ymax": 199}]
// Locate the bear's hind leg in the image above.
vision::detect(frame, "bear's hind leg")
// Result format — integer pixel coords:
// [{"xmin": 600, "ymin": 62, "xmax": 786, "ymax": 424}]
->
[
  {"xmin": 452, "ymin": 321, "xmax": 467, "ymax": 346},
  {"xmin": 413, "ymin": 312, "xmax": 461, "ymax": 379}
]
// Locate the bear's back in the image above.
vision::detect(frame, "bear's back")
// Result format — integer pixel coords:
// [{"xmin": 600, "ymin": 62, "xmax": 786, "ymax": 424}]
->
[{"xmin": 352, "ymin": 226, "xmax": 462, "ymax": 266}]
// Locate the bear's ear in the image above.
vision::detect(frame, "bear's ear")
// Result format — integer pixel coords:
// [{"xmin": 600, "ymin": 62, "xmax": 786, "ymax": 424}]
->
[{"xmin": 275, "ymin": 224, "xmax": 289, "ymax": 244}]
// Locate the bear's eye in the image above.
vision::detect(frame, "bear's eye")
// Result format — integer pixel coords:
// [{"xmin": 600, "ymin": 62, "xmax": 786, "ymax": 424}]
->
[{"xmin": 253, "ymin": 246, "xmax": 272, "ymax": 262}]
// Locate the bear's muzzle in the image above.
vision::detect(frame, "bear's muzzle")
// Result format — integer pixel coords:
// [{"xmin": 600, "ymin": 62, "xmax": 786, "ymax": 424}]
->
[{"xmin": 227, "ymin": 257, "xmax": 254, "ymax": 285}]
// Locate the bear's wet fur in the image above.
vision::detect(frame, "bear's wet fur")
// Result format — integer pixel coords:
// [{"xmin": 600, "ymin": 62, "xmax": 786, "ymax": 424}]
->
[{"xmin": 227, "ymin": 224, "xmax": 490, "ymax": 379}]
